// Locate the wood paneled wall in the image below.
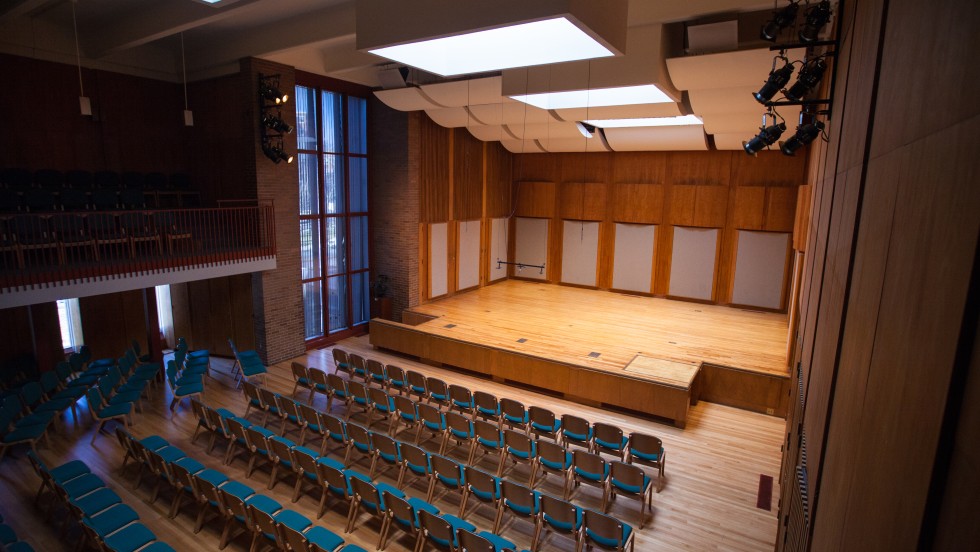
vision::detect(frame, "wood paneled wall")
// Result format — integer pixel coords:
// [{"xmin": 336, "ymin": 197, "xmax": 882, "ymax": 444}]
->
[
  {"xmin": 79, "ymin": 290, "xmax": 149, "ymax": 360},
  {"xmin": 171, "ymin": 274, "xmax": 255, "ymax": 358},
  {"xmin": 0, "ymin": 303, "xmax": 63, "ymax": 381},
  {"xmin": 507, "ymin": 150, "xmax": 806, "ymax": 307},
  {"xmin": 777, "ymin": 0, "xmax": 980, "ymax": 550}
]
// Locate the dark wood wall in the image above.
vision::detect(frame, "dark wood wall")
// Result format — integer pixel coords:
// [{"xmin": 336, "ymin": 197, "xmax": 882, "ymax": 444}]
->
[
  {"xmin": 777, "ymin": 0, "xmax": 980, "ymax": 550},
  {"xmin": 0, "ymin": 303, "xmax": 63, "ymax": 382},
  {"xmin": 79, "ymin": 290, "xmax": 149, "ymax": 361},
  {"xmin": 171, "ymin": 274, "xmax": 255, "ymax": 358}
]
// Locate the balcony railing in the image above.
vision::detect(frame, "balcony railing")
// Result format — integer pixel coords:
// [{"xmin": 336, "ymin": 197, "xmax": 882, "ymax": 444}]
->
[{"xmin": 0, "ymin": 203, "xmax": 276, "ymax": 292}]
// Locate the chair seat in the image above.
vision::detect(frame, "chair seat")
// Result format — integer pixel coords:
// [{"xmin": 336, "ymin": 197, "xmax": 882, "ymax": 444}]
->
[
  {"xmin": 173, "ymin": 382, "xmax": 203, "ymax": 396},
  {"xmin": 86, "ymin": 504, "xmax": 139, "ymax": 537},
  {"xmin": 103, "ymin": 522, "xmax": 156, "ymax": 552},
  {"xmin": 531, "ymin": 420, "xmax": 561, "ymax": 433},
  {"xmin": 595, "ymin": 436, "xmax": 629, "ymax": 451},
  {"xmin": 156, "ymin": 446, "xmax": 187, "ymax": 463},
  {"xmin": 96, "ymin": 402, "xmax": 132, "ymax": 418},
  {"xmin": 216, "ymin": 408, "xmax": 236, "ymax": 419},
  {"xmin": 48, "ymin": 459, "xmax": 91, "ymax": 483},
  {"xmin": 274, "ymin": 509, "xmax": 312, "ymax": 532},
  {"xmin": 0, "ymin": 525, "xmax": 16, "ymax": 545},
  {"xmin": 438, "ymin": 514, "xmax": 476, "ymax": 546},
  {"xmin": 612, "ymin": 474, "xmax": 651, "ymax": 495},
  {"xmin": 140, "ymin": 543, "xmax": 175, "ymax": 552},
  {"xmin": 479, "ymin": 531, "xmax": 517, "ymax": 552},
  {"xmin": 375, "ymin": 482, "xmax": 404, "ymax": 508},
  {"xmin": 197, "ymin": 469, "xmax": 230, "ymax": 487},
  {"xmin": 630, "ymin": 448, "xmax": 663, "ymax": 462},
  {"xmin": 586, "ymin": 523, "xmax": 633, "ymax": 549},
  {"xmin": 544, "ymin": 507, "xmax": 582, "ymax": 532},
  {"xmin": 174, "ymin": 457, "xmax": 206, "ymax": 475},
  {"xmin": 541, "ymin": 451, "xmax": 572, "ymax": 470},
  {"xmin": 140, "ymin": 436, "xmax": 169, "ymax": 451},
  {"xmin": 317, "ymin": 456, "xmax": 345, "ymax": 472},
  {"xmin": 71, "ymin": 488, "xmax": 123, "ymax": 517},
  {"xmin": 2, "ymin": 424, "xmax": 47, "ymax": 443},
  {"xmin": 404, "ymin": 497, "xmax": 439, "ymax": 528},
  {"xmin": 220, "ymin": 480, "xmax": 256, "ymax": 501},
  {"xmin": 62, "ymin": 473, "xmax": 106, "ymax": 498},
  {"xmin": 305, "ymin": 526, "xmax": 345, "ymax": 551}
]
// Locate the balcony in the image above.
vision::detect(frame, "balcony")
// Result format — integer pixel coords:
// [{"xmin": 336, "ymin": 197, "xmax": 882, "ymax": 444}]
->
[{"xmin": 0, "ymin": 202, "xmax": 276, "ymax": 307}]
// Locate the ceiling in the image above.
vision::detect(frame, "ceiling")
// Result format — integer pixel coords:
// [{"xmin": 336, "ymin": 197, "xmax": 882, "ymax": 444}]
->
[{"xmin": 0, "ymin": 0, "xmax": 809, "ymax": 153}]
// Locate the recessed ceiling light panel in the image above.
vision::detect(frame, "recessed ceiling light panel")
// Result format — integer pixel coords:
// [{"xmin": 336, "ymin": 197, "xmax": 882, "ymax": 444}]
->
[
  {"xmin": 510, "ymin": 84, "xmax": 674, "ymax": 110},
  {"xmin": 369, "ymin": 17, "xmax": 614, "ymax": 77},
  {"xmin": 584, "ymin": 115, "xmax": 703, "ymax": 128}
]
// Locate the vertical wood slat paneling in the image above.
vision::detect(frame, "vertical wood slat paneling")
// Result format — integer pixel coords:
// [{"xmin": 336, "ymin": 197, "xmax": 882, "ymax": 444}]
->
[
  {"xmin": 485, "ymin": 142, "xmax": 512, "ymax": 218},
  {"xmin": 420, "ymin": 116, "xmax": 450, "ymax": 223},
  {"xmin": 453, "ymin": 130, "xmax": 483, "ymax": 221}
]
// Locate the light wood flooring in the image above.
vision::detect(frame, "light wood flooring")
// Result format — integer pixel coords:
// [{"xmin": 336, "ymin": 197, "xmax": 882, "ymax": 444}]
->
[
  {"xmin": 0, "ymin": 335, "xmax": 784, "ymax": 551},
  {"xmin": 409, "ymin": 281, "xmax": 791, "ymax": 376}
]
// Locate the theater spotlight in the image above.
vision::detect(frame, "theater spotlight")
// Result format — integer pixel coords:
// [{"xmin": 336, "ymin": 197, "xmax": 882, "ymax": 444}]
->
[
  {"xmin": 259, "ymin": 79, "xmax": 289, "ymax": 104},
  {"xmin": 262, "ymin": 140, "xmax": 294, "ymax": 164},
  {"xmin": 262, "ymin": 113, "xmax": 294, "ymax": 134},
  {"xmin": 799, "ymin": 0, "xmax": 832, "ymax": 43},
  {"xmin": 743, "ymin": 111, "xmax": 787, "ymax": 156},
  {"xmin": 760, "ymin": 1, "xmax": 800, "ymax": 42},
  {"xmin": 754, "ymin": 58, "xmax": 795, "ymax": 104},
  {"xmin": 780, "ymin": 119, "xmax": 826, "ymax": 156},
  {"xmin": 784, "ymin": 57, "xmax": 827, "ymax": 101}
]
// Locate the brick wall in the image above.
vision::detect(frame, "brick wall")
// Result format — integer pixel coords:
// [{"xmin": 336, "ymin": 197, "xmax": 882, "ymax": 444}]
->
[
  {"xmin": 241, "ymin": 58, "xmax": 305, "ymax": 364},
  {"xmin": 368, "ymin": 100, "xmax": 420, "ymax": 321}
]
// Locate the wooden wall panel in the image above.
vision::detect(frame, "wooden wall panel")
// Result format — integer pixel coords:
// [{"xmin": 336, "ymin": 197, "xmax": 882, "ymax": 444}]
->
[
  {"xmin": 793, "ymin": 185, "xmax": 812, "ymax": 251},
  {"xmin": 514, "ymin": 181, "xmax": 556, "ymax": 218},
  {"xmin": 666, "ymin": 151, "xmax": 732, "ymax": 186},
  {"xmin": 168, "ymin": 275, "xmax": 254, "ymax": 357},
  {"xmin": 560, "ymin": 182, "xmax": 606, "ymax": 221},
  {"xmin": 31, "ymin": 302, "xmax": 65, "ymax": 373},
  {"xmin": 765, "ymin": 187, "xmax": 799, "ymax": 232},
  {"xmin": 0, "ymin": 304, "xmax": 63, "ymax": 379},
  {"xmin": 513, "ymin": 153, "xmax": 561, "ymax": 182},
  {"xmin": 610, "ymin": 183, "xmax": 665, "ymax": 223},
  {"xmin": 560, "ymin": 152, "xmax": 613, "ymax": 184},
  {"xmin": 732, "ymin": 150, "xmax": 808, "ymax": 187},
  {"xmin": 0, "ymin": 307, "xmax": 35, "ymax": 379},
  {"xmin": 485, "ymin": 142, "xmax": 513, "ymax": 218},
  {"xmin": 693, "ymin": 185, "xmax": 729, "ymax": 227},
  {"xmin": 79, "ymin": 290, "xmax": 146, "ymax": 360},
  {"xmin": 453, "ymin": 130, "xmax": 483, "ymax": 221},
  {"xmin": 734, "ymin": 186, "xmax": 767, "ymax": 229},
  {"xmin": 668, "ymin": 185, "xmax": 697, "ymax": 226},
  {"xmin": 420, "ymin": 116, "xmax": 451, "ymax": 223},
  {"xmin": 611, "ymin": 152, "xmax": 668, "ymax": 183}
]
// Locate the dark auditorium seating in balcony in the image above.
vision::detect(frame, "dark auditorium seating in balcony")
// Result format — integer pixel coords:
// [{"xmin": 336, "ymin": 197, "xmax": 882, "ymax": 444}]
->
[
  {"xmin": 122, "ymin": 171, "xmax": 144, "ymax": 190},
  {"xmin": 34, "ymin": 169, "xmax": 64, "ymax": 189},
  {"xmin": 91, "ymin": 189, "xmax": 120, "ymax": 210},
  {"xmin": 60, "ymin": 188, "xmax": 89, "ymax": 211},
  {"xmin": 94, "ymin": 171, "xmax": 121, "ymax": 190},
  {"xmin": 1, "ymin": 168, "xmax": 33, "ymax": 190},
  {"xmin": 66, "ymin": 170, "xmax": 94, "ymax": 189},
  {"xmin": 23, "ymin": 189, "xmax": 57, "ymax": 212}
]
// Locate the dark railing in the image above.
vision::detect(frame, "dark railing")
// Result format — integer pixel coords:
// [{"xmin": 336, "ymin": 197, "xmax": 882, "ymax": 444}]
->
[{"xmin": 0, "ymin": 203, "xmax": 276, "ymax": 291}]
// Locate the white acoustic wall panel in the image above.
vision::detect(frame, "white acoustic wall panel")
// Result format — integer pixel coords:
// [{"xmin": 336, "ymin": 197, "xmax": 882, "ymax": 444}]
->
[
  {"xmin": 561, "ymin": 221, "xmax": 599, "ymax": 287},
  {"xmin": 732, "ymin": 231, "xmax": 791, "ymax": 309},
  {"xmin": 489, "ymin": 217, "xmax": 509, "ymax": 282},
  {"xmin": 514, "ymin": 217, "xmax": 548, "ymax": 280},
  {"xmin": 457, "ymin": 220, "xmax": 481, "ymax": 290},
  {"xmin": 612, "ymin": 223, "xmax": 656, "ymax": 293},
  {"xmin": 429, "ymin": 223, "xmax": 448, "ymax": 297},
  {"xmin": 604, "ymin": 125, "xmax": 707, "ymax": 151},
  {"xmin": 669, "ymin": 227, "xmax": 718, "ymax": 300}
]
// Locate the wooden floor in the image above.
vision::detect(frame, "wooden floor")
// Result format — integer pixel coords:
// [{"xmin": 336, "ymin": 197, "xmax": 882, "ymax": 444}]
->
[
  {"xmin": 0, "ymin": 336, "xmax": 784, "ymax": 551},
  {"xmin": 409, "ymin": 281, "xmax": 791, "ymax": 377}
]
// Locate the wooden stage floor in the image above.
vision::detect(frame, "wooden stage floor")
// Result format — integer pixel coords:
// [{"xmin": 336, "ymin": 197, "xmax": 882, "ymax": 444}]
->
[{"xmin": 407, "ymin": 280, "xmax": 790, "ymax": 377}]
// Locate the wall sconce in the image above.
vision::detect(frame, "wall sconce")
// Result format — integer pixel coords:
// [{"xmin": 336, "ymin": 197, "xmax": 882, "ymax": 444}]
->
[{"xmin": 259, "ymin": 73, "xmax": 293, "ymax": 165}]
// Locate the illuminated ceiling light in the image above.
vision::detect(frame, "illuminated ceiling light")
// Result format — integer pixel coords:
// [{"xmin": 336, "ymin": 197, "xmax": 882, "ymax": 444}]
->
[
  {"xmin": 584, "ymin": 115, "xmax": 703, "ymax": 128},
  {"xmin": 511, "ymin": 84, "xmax": 673, "ymax": 110},
  {"xmin": 357, "ymin": 0, "xmax": 628, "ymax": 77},
  {"xmin": 743, "ymin": 118, "xmax": 787, "ymax": 156},
  {"xmin": 800, "ymin": 1, "xmax": 833, "ymax": 43},
  {"xmin": 753, "ymin": 59, "xmax": 795, "ymax": 104},
  {"xmin": 784, "ymin": 58, "xmax": 827, "ymax": 102},
  {"xmin": 576, "ymin": 122, "xmax": 597, "ymax": 138},
  {"xmin": 780, "ymin": 120, "xmax": 825, "ymax": 155},
  {"xmin": 760, "ymin": 1, "xmax": 800, "ymax": 42}
]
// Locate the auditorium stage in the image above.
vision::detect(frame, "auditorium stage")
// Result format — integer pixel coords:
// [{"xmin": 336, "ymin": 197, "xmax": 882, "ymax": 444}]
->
[{"xmin": 370, "ymin": 280, "xmax": 792, "ymax": 426}]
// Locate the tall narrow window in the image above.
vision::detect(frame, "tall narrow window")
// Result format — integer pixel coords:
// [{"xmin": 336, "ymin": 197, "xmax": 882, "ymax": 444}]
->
[
  {"xmin": 296, "ymin": 83, "xmax": 370, "ymax": 344},
  {"xmin": 56, "ymin": 298, "xmax": 84, "ymax": 352}
]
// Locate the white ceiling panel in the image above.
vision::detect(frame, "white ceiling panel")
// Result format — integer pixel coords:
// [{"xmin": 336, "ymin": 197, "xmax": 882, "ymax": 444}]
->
[
  {"xmin": 712, "ymin": 133, "xmax": 752, "ymax": 151},
  {"xmin": 666, "ymin": 47, "xmax": 806, "ymax": 91},
  {"xmin": 535, "ymin": 137, "xmax": 612, "ymax": 153},
  {"xmin": 500, "ymin": 139, "xmax": 547, "ymax": 154},
  {"xmin": 425, "ymin": 107, "xmax": 472, "ymax": 127},
  {"xmin": 420, "ymin": 76, "xmax": 504, "ymax": 107},
  {"xmin": 604, "ymin": 126, "xmax": 708, "ymax": 151},
  {"xmin": 374, "ymin": 87, "xmax": 446, "ymax": 111},
  {"xmin": 553, "ymin": 102, "xmax": 683, "ymax": 122},
  {"xmin": 504, "ymin": 122, "xmax": 585, "ymax": 140},
  {"xmin": 688, "ymin": 86, "xmax": 765, "ymax": 115},
  {"xmin": 467, "ymin": 125, "xmax": 510, "ymax": 142},
  {"xmin": 467, "ymin": 101, "xmax": 558, "ymax": 126},
  {"xmin": 702, "ymin": 106, "xmax": 802, "ymax": 135}
]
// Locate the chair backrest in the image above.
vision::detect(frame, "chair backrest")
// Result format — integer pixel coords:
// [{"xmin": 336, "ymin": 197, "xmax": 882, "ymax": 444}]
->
[
  {"xmin": 347, "ymin": 380, "xmax": 370, "ymax": 402},
  {"xmin": 393, "ymin": 394, "xmax": 418, "ymax": 421},
  {"xmin": 299, "ymin": 404, "xmax": 324, "ymax": 435},
  {"xmin": 269, "ymin": 436, "xmax": 295, "ymax": 465},
  {"xmin": 218, "ymin": 486, "xmax": 248, "ymax": 521},
  {"xmin": 529, "ymin": 406, "xmax": 558, "ymax": 434},
  {"xmin": 431, "ymin": 454, "xmax": 463, "ymax": 488},
  {"xmin": 500, "ymin": 479, "xmax": 538, "ymax": 517},
  {"xmin": 406, "ymin": 370, "xmax": 427, "ymax": 398},
  {"xmin": 371, "ymin": 432, "xmax": 399, "ymax": 462},
  {"xmin": 464, "ymin": 465, "xmax": 499, "ymax": 500},
  {"xmin": 628, "ymin": 432, "xmax": 664, "ymax": 462},
  {"xmin": 400, "ymin": 442, "xmax": 431, "ymax": 474},
  {"xmin": 610, "ymin": 461, "xmax": 646, "ymax": 493},
  {"xmin": 227, "ymin": 417, "xmax": 250, "ymax": 444},
  {"xmin": 457, "ymin": 529, "xmax": 496, "ymax": 552},
  {"xmin": 594, "ymin": 422, "xmax": 625, "ymax": 449},
  {"xmin": 332, "ymin": 348, "xmax": 350, "ymax": 373},
  {"xmin": 427, "ymin": 377, "xmax": 449, "ymax": 402},
  {"xmin": 84, "ymin": 388, "xmax": 105, "ymax": 412},
  {"xmin": 317, "ymin": 462, "xmax": 349, "ymax": 498},
  {"xmin": 473, "ymin": 419, "xmax": 503, "ymax": 448},
  {"xmin": 366, "ymin": 358, "xmax": 386, "ymax": 381},
  {"xmin": 561, "ymin": 413, "xmax": 592, "ymax": 445},
  {"xmin": 279, "ymin": 523, "xmax": 309, "ymax": 552},
  {"xmin": 170, "ymin": 461, "xmax": 196, "ymax": 497},
  {"xmin": 500, "ymin": 398, "xmax": 527, "ymax": 427},
  {"xmin": 386, "ymin": 364, "xmax": 406, "ymax": 386},
  {"xmin": 309, "ymin": 367, "xmax": 329, "ymax": 390},
  {"xmin": 349, "ymin": 475, "xmax": 382, "ymax": 511},
  {"xmin": 445, "ymin": 410, "xmax": 474, "ymax": 439},
  {"xmin": 291, "ymin": 361, "xmax": 310, "ymax": 383},
  {"xmin": 348, "ymin": 353, "xmax": 366, "ymax": 377},
  {"xmin": 473, "ymin": 391, "xmax": 499, "ymax": 418},
  {"xmin": 292, "ymin": 445, "xmax": 319, "ymax": 478},
  {"xmin": 346, "ymin": 422, "xmax": 372, "ymax": 450},
  {"xmin": 449, "ymin": 384, "xmax": 473, "ymax": 409},
  {"xmin": 246, "ymin": 503, "xmax": 278, "ymax": 542},
  {"xmin": 368, "ymin": 387, "xmax": 392, "ymax": 411},
  {"xmin": 417, "ymin": 402, "xmax": 445, "ymax": 430},
  {"xmin": 573, "ymin": 449, "xmax": 608, "ymax": 482},
  {"xmin": 245, "ymin": 425, "xmax": 270, "ymax": 454},
  {"xmin": 537, "ymin": 440, "xmax": 571, "ymax": 470},
  {"xmin": 418, "ymin": 509, "xmax": 454, "ymax": 548},
  {"xmin": 280, "ymin": 397, "xmax": 303, "ymax": 424},
  {"xmin": 191, "ymin": 399, "xmax": 208, "ymax": 425},
  {"xmin": 19, "ymin": 381, "xmax": 44, "ymax": 408},
  {"xmin": 327, "ymin": 373, "xmax": 349, "ymax": 397},
  {"xmin": 504, "ymin": 429, "xmax": 535, "ymax": 458},
  {"xmin": 383, "ymin": 491, "xmax": 417, "ymax": 528},
  {"xmin": 322, "ymin": 413, "xmax": 347, "ymax": 443},
  {"xmin": 259, "ymin": 388, "xmax": 282, "ymax": 414},
  {"xmin": 203, "ymin": 407, "xmax": 229, "ymax": 437},
  {"xmin": 583, "ymin": 509, "xmax": 631, "ymax": 550},
  {"xmin": 540, "ymin": 493, "xmax": 580, "ymax": 534}
]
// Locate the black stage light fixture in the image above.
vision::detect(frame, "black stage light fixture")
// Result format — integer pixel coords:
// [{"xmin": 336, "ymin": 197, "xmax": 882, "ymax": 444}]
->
[
  {"xmin": 754, "ymin": 60, "xmax": 795, "ymax": 104},
  {"xmin": 259, "ymin": 80, "xmax": 289, "ymax": 104},
  {"xmin": 262, "ymin": 140, "xmax": 294, "ymax": 164},
  {"xmin": 784, "ymin": 57, "xmax": 827, "ymax": 101},
  {"xmin": 780, "ymin": 120, "xmax": 825, "ymax": 155},
  {"xmin": 743, "ymin": 121, "xmax": 787, "ymax": 156},
  {"xmin": 800, "ymin": 0, "xmax": 832, "ymax": 43},
  {"xmin": 761, "ymin": 1, "xmax": 800, "ymax": 41},
  {"xmin": 262, "ymin": 113, "xmax": 294, "ymax": 134}
]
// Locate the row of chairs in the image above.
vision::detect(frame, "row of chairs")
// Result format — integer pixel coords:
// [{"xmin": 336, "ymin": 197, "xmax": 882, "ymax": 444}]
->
[
  {"xmin": 301, "ymin": 352, "xmax": 667, "ymax": 492},
  {"xmin": 0, "ymin": 187, "xmax": 153, "ymax": 213},
  {"xmin": 195, "ymin": 400, "xmax": 635, "ymax": 552},
  {"xmin": 0, "ymin": 168, "xmax": 193, "ymax": 191},
  {"xmin": 26, "ymin": 450, "xmax": 175, "ymax": 552},
  {"xmin": 229, "ymin": 338, "xmax": 268, "ymax": 388},
  {"xmin": 0, "ymin": 512, "xmax": 34, "ymax": 551},
  {"xmin": 116, "ymin": 429, "xmax": 365, "ymax": 552}
]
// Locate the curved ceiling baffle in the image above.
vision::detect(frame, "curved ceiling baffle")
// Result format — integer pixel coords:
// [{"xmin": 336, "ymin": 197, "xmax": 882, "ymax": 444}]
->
[{"xmin": 666, "ymin": 47, "xmax": 805, "ymax": 150}]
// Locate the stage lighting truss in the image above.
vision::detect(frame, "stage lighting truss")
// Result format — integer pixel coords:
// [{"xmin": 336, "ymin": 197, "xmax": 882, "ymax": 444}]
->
[{"xmin": 259, "ymin": 73, "xmax": 294, "ymax": 165}]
